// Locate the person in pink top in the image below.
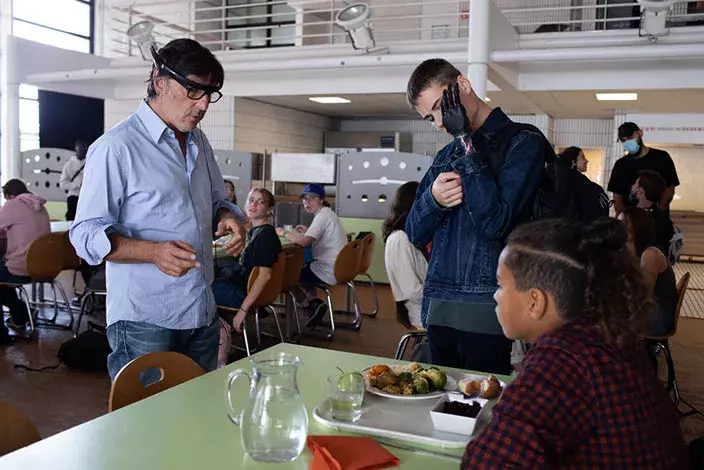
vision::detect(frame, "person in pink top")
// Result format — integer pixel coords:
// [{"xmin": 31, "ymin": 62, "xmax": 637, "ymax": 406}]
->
[{"xmin": 0, "ymin": 179, "xmax": 50, "ymax": 332}]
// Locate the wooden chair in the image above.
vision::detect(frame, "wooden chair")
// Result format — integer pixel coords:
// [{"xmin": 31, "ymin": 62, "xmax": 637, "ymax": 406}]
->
[
  {"xmin": 0, "ymin": 401, "xmax": 41, "ymax": 457},
  {"xmin": 358, "ymin": 233, "xmax": 379, "ymax": 318},
  {"xmin": 108, "ymin": 351, "xmax": 205, "ymax": 412},
  {"xmin": 646, "ymin": 272, "xmax": 701, "ymax": 417},
  {"xmin": 394, "ymin": 301, "xmax": 427, "ymax": 360},
  {"xmin": 310, "ymin": 240, "xmax": 364, "ymax": 339},
  {"xmin": 218, "ymin": 253, "xmax": 286, "ymax": 356},
  {"xmin": 26, "ymin": 232, "xmax": 74, "ymax": 330},
  {"xmin": 280, "ymin": 246, "xmax": 304, "ymax": 341}
]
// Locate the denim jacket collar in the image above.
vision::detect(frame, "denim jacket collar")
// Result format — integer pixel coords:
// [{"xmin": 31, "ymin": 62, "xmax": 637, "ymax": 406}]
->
[{"xmin": 470, "ymin": 107, "xmax": 511, "ymax": 152}]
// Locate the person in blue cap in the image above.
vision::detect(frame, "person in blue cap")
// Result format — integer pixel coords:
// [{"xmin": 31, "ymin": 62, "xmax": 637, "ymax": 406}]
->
[{"xmin": 278, "ymin": 184, "xmax": 346, "ymax": 322}]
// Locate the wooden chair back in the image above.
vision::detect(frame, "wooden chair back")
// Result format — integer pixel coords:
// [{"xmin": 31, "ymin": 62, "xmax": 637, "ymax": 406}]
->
[
  {"xmin": 359, "ymin": 233, "xmax": 376, "ymax": 274},
  {"xmin": 395, "ymin": 301, "xmax": 424, "ymax": 333},
  {"xmin": 108, "ymin": 352, "xmax": 205, "ymax": 412},
  {"xmin": 59, "ymin": 231, "xmax": 82, "ymax": 271},
  {"xmin": 0, "ymin": 401, "xmax": 41, "ymax": 456},
  {"xmin": 26, "ymin": 232, "xmax": 64, "ymax": 282},
  {"xmin": 672, "ymin": 272, "xmax": 691, "ymax": 336},
  {"xmin": 247, "ymin": 253, "xmax": 286, "ymax": 308},
  {"xmin": 333, "ymin": 240, "xmax": 363, "ymax": 285},
  {"xmin": 281, "ymin": 246, "xmax": 304, "ymax": 293}
]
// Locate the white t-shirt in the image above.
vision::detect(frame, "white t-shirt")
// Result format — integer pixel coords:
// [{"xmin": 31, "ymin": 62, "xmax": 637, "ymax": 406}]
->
[
  {"xmin": 384, "ymin": 230, "xmax": 428, "ymax": 329},
  {"xmin": 305, "ymin": 207, "xmax": 346, "ymax": 285}
]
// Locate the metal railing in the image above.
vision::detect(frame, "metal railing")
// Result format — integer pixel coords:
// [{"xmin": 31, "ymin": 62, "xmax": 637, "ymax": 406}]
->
[{"xmin": 104, "ymin": 0, "xmax": 704, "ymax": 57}]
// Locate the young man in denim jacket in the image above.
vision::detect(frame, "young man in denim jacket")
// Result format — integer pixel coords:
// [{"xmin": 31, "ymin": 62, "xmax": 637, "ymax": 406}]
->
[{"xmin": 405, "ymin": 59, "xmax": 545, "ymax": 375}]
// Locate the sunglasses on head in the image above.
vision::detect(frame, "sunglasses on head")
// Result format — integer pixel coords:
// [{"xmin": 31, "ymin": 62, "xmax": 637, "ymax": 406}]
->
[{"xmin": 151, "ymin": 47, "xmax": 223, "ymax": 103}]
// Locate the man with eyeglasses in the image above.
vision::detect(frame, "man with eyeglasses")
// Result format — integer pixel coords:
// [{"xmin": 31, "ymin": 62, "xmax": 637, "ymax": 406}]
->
[{"xmin": 70, "ymin": 39, "xmax": 245, "ymax": 380}]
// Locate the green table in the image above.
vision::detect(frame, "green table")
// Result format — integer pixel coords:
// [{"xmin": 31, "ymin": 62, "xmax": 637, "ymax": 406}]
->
[{"xmin": 0, "ymin": 344, "xmax": 493, "ymax": 469}]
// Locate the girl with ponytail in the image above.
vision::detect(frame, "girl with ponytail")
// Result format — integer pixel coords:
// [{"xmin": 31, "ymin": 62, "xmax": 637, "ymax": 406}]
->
[{"xmin": 462, "ymin": 218, "xmax": 689, "ymax": 468}]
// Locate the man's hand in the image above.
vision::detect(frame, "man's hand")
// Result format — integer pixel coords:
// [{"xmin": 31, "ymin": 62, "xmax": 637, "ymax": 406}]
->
[
  {"xmin": 295, "ymin": 225, "xmax": 308, "ymax": 234},
  {"xmin": 441, "ymin": 83, "xmax": 471, "ymax": 140},
  {"xmin": 233, "ymin": 308, "xmax": 247, "ymax": 333},
  {"xmin": 215, "ymin": 212, "xmax": 246, "ymax": 255},
  {"xmin": 431, "ymin": 172, "xmax": 463, "ymax": 208},
  {"xmin": 151, "ymin": 240, "xmax": 199, "ymax": 277}
]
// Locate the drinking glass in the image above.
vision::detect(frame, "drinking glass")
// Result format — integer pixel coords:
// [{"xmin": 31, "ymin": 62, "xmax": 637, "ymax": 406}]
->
[{"xmin": 327, "ymin": 373, "xmax": 364, "ymax": 423}]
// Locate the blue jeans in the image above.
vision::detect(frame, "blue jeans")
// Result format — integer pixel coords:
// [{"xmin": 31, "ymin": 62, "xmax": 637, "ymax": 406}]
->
[
  {"xmin": 106, "ymin": 318, "xmax": 220, "ymax": 382},
  {"xmin": 0, "ymin": 261, "xmax": 31, "ymax": 324}
]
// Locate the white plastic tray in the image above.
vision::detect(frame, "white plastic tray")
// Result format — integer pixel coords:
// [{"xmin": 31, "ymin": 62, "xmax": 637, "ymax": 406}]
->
[{"xmin": 312, "ymin": 390, "xmax": 497, "ymax": 449}]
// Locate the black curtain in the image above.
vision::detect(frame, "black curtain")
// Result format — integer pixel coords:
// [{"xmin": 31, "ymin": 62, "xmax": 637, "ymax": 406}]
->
[{"xmin": 38, "ymin": 90, "xmax": 104, "ymax": 150}]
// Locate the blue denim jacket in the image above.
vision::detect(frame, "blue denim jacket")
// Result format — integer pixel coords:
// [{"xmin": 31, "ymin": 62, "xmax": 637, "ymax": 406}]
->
[{"xmin": 406, "ymin": 108, "xmax": 545, "ymax": 322}]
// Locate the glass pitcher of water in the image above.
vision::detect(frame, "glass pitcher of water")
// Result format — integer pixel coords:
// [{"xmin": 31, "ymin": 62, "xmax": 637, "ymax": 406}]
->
[{"xmin": 225, "ymin": 353, "xmax": 308, "ymax": 463}]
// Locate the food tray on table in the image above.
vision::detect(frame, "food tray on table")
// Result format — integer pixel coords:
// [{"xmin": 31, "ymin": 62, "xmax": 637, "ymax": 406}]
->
[{"xmin": 312, "ymin": 373, "xmax": 503, "ymax": 449}]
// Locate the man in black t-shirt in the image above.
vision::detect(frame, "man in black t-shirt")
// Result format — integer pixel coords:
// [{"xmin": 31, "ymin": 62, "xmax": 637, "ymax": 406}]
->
[{"xmin": 608, "ymin": 122, "xmax": 679, "ymax": 214}]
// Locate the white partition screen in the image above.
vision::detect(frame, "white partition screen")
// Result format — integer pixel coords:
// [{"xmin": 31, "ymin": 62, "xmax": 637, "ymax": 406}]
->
[
  {"xmin": 20, "ymin": 148, "xmax": 75, "ymax": 202},
  {"xmin": 271, "ymin": 153, "xmax": 336, "ymax": 184}
]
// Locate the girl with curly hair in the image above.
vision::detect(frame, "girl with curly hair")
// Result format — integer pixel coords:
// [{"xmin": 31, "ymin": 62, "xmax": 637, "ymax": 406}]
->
[{"xmin": 462, "ymin": 218, "xmax": 689, "ymax": 468}]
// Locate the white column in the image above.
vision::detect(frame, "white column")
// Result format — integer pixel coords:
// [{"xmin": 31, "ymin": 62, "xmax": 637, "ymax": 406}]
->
[
  {"xmin": 0, "ymin": 0, "xmax": 20, "ymax": 184},
  {"xmin": 468, "ymin": 0, "xmax": 490, "ymax": 100}
]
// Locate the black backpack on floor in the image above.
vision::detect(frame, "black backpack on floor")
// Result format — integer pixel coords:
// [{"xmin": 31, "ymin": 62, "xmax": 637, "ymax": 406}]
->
[{"xmin": 57, "ymin": 329, "xmax": 110, "ymax": 372}]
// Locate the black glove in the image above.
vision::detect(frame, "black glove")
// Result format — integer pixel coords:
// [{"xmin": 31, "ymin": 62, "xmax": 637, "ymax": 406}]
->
[{"xmin": 441, "ymin": 83, "xmax": 471, "ymax": 140}]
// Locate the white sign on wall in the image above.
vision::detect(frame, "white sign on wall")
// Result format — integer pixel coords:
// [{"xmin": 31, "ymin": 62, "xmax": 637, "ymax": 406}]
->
[{"xmin": 625, "ymin": 114, "xmax": 704, "ymax": 145}]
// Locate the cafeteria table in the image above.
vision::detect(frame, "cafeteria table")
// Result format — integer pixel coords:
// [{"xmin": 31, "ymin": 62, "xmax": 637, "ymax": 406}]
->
[{"xmin": 0, "ymin": 344, "xmax": 501, "ymax": 469}]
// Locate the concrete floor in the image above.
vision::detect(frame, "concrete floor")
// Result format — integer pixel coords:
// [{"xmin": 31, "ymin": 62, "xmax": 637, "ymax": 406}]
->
[{"xmin": 1, "ymin": 284, "xmax": 702, "ymax": 443}]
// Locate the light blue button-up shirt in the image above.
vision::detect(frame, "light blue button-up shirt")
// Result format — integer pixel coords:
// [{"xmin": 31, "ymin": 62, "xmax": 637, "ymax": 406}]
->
[{"xmin": 70, "ymin": 100, "xmax": 244, "ymax": 330}]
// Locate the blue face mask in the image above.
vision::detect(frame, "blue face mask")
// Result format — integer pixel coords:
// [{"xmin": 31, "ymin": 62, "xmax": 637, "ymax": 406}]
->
[{"xmin": 623, "ymin": 139, "xmax": 640, "ymax": 155}]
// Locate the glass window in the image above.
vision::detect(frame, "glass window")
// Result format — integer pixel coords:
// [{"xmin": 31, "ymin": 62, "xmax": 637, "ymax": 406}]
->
[
  {"xmin": 20, "ymin": 136, "xmax": 40, "ymax": 152},
  {"xmin": 19, "ymin": 84, "xmax": 38, "ymax": 100},
  {"xmin": 13, "ymin": 0, "xmax": 90, "ymax": 37},
  {"xmin": 19, "ymin": 99, "xmax": 39, "ymax": 135},
  {"xmin": 13, "ymin": 20, "xmax": 90, "ymax": 53}
]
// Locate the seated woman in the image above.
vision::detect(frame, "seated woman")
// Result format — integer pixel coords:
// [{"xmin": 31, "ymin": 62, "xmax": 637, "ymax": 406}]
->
[
  {"xmin": 382, "ymin": 182, "xmax": 427, "ymax": 330},
  {"xmin": 462, "ymin": 218, "xmax": 689, "ymax": 468},
  {"xmin": 278, "ymin": 184, "xmax": 346, "ymax": 318},
  {"xmin": 224, "ymin": 179, "xmax": 237, "ymax": 205},
  {"xmin": 619, "ymin": 207, "xmax": 678, "ymax": 337},
  {"xmin": 212, "ymin": 187, "xmax": 282, "ymax": 336}
]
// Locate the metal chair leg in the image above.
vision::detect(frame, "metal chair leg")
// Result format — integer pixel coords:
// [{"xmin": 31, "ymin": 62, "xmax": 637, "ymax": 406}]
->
[
  {"xmin": 267, "ymin": 305, "xmax": 285, "ymax": 344},
  {"xmin": 55, "ymin": 282, "xmax": 74, "ymax": 329},
  {"xmin": 395, "ymin": 334, "xmax": 413, "ymax": 360},
  {"xmin": 661, "ymin": 341, "xmax": 680, "ymax": 407},
  {"xmin": 288, "ymin": 291, "xmax": 302, "ymax": 342},
  {"xmin": 359, "ymin": 272, "xmax": 379, "ymax": 317},
  {"xmin": 49, "ymin": 282, "xmax": 60, "ymax": 323},
  {"xmin": 17, "ymin": 286, "xmax": 35, "ymax": 336},
  {"xmin": 314, "ymin": 286, "xmax": 336, "ymax": 340},
  {"xmin": 74, "ymin": 291, "xmax": 95, "ymax": 337},
  {"xmin": 242, "ymin": 322, "xmax": 252, "ymax": 357}
]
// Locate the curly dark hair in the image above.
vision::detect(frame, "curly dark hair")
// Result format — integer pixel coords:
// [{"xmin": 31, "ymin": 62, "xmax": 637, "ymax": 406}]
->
[
  {"xmin": 504, "ymin": 217, "xmax": 652, "ymax": 344},
  {"xmin": 382, "ymin": 181, "xmax": 419, "ymax": 242}
]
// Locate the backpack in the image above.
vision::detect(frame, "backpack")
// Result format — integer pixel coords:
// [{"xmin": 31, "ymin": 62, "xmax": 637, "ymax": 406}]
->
[
  {"xmin": 14, "ymin": 326, "xmax": 110, "ymax": 373},
  {"xmin": 668, "ymin": 226, "xmax": 684, "ymax": 265},
  {"xmin": 487, "ymin": 123, "xmax": 609, "ymax": 225},
  {"xmin": 57, "ymin": 329, "xmax": 111, "ymax": 372}
]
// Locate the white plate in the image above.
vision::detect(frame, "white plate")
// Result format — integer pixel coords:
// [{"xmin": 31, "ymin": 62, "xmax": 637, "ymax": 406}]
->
[{"xmin": 362, "ymin": 366, "xmax": 458, "ymax": 400}]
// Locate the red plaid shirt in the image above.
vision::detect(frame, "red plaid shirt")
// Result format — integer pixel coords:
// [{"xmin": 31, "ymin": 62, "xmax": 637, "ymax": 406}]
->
[{"xmin": 463, "ymin": 320, "xmax": 690, "ymax": 469}]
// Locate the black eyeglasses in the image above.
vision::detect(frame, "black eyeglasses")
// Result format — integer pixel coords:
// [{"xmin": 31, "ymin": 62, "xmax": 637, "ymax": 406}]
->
[{"xmin": 155, "ymin": 53, "xmax": 223, "ymax": 104}]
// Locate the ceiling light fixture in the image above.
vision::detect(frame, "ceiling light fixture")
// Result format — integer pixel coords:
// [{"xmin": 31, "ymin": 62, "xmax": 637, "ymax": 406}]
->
[
  {"xmin": 126, "ymin": 21, "xmax": 157, "ymax": 61},
  {"xmin": 595, "ymin": 93, "xmax": 638, "ymax": 101},
  {"xmin": 335, "ymin": 3, "xmax": 384, "ymax": 53},
  {"xmin": 309, "ymin": 97, "xmax": 352, "ymax": 104}
]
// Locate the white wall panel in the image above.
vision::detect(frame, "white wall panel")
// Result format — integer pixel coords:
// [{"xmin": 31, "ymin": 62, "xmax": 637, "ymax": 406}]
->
[{"xmin": 234, "ymin": 98, "xmax": 330, "ymax": 154}]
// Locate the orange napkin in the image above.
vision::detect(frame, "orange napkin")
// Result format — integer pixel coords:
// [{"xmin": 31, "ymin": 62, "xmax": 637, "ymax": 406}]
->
[{"xmin": 307, "ymin": 435, "xmax": 400, "ymax": 470}]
